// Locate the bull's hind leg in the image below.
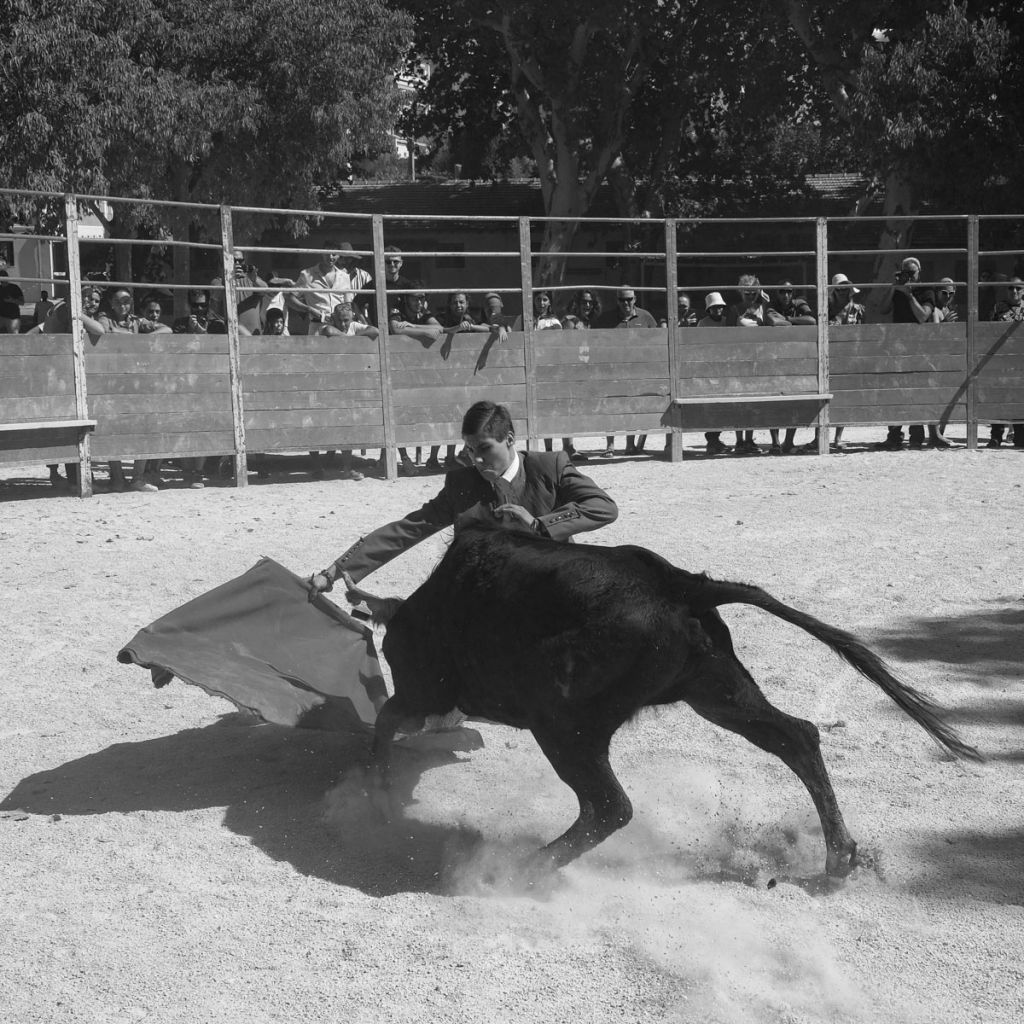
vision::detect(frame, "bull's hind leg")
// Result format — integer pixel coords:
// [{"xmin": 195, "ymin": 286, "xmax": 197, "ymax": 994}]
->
[
  {"xmin": 530, "ymin": 721, "xmax": 633, "ymax": 868},
  {"xmin": 687, "ymin": 653, "xmax": 859, "ymax": 877}
]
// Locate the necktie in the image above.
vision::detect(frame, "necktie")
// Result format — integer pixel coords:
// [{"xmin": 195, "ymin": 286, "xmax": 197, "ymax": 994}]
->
[{"xmin": 492, "ymin": 477, "xmax": 516, "ymax": 505}]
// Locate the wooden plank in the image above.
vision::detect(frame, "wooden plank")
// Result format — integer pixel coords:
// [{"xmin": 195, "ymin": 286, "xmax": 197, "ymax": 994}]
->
[
  {"xmin": 972, "ymin": 354, "xmax": 1024, "ymax": 373},
  {"xmin": 1, "ymin": 444, "xmax": 80, "ymax": 464},
  {"xmin": 86, "ymin": 372, "xmax": 233, "ymax": 395},
  {"xmin": 665, "ymin": 400, "xmax": 829, "ymax": 432},
  {"xmin": 93, "ymin": 410, "xmax": 235, "ymax": 434},
  {"xmin": 243, "ymin": 407, "xmax": 384, "ymax": 430},
  {"xmin": 827, "ymin": 335, "xmax": 967, "ymax": 357},
  {"xmin": 1, "ymin": 396, "xmax": 82, "ymax": 419},
  {"xmin": 0, "ymin": 421, "xmax": 93, "ymax": 437},
  {"xmin": 974, "ymin": 321, "xmax": 1024, "ymax": 344},
  {"xmin": 89, "ymin": 392, "xmax": 232, "ymax": 416},
  {"xmin": 240, "ymin": 335, "xmax": 381, "ymax": 356},
  {"xmin": 829, "ymin": 408, "xmax": 967, "ymax": 425},
  {"xmin": 388, "ymin": 347, "xmax": 524, "ymax": 370},
  {"xmin": 829, "ymin": 354, "xmax": 966, "ymax": 374},
  {"xmin": 536, "ymin": 380, "xmax": 671, "ymax": 401},
  {"xmin": 672, "ymin": 394, "xmax": 831, "ymax": 406},
  {"xmin": 243, "ymin": 426, "xmax": 387, "ymax": 449},
  {"xmin": 534, "ymin": 413, "xmax": 667, "ymax": 434},
  {"xmin": 561, "ymin": 328, "xmax": 669, "ymax": 347},
  {"xmin": 676, "ymin": 375, "xmax": 821, "ymax": 396},
  {"xmin": 671, "ymin": 341, "xmax": 818, "ymax": 362},
  {"xmin": 243, "ymin": 390, "xmax": 383, "ymax": 409},
  {"xmin": 829, "ymin": 387, "xmax": 966, "ymax": 407},
  {"xmin": 536, "ymin": 346, "xmax": 671, "ymax": 366},
  {"xmin": 537, "ymin": 361, "xmax": 670, "ymax": 383},
  {"xmin": 975, "ymin": 386, "xmax": 1024, "ymax": 403},
  {"xmin": 676, "ymin": 357, "xmax": 819, "ymax": 377},
  {"xmin": 90, "ymin": 432, "xmax": 236, "ymax": 459},
  {"xmin": 535, "ymin": 397, "xmax": 671, "ymax": 417},
  {"xmin": 0, "ymin": 334, "xmax": 74, "ymax": 356},
  {"xmin": 0, "ymin": 354, "xmax": 77, "ymax": 379},
  {"xmin": 395, "ymin": 403, "xmax": 528, "ymax": 426},
  {"xmin": 830, "ymin": 371, "xmax": 968, "ymax": 390},
  {"xmin": 85, "ymin": 333, "xmax": 230, "ymax": 355},
  {"xmin": 390, "ymin": 366, "xmax": 527, "ymax": 388},
  {"xmin": 392, "ymin": 383, "xmax": 527, "ymax": 407},
  {"xmin": 241, "ymin": 371, "xmax": 382, "ymax": 392},
  {"xmin": 84, "ymin": 353, "xmax": 233, "ymax": 373},
  {"xmin": 240, "ymin": 353, "xmax": 380, "ymax": 374},
  {"xmin": 974, "ymin": 403, "xmax": 1024, "ymax": 419}
]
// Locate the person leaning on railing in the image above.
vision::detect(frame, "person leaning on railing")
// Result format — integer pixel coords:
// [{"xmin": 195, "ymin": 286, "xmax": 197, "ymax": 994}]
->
[
  {"xmin": 727, "ymin": 274, "xmax": 773, "ymax": 454},
  {"xmin": 765, "ymin": 280, "xmax": 817, "ymax": 455},
  {"xmin": 596, "ymin": 285, "xmax": 657, "ymax": 458}
]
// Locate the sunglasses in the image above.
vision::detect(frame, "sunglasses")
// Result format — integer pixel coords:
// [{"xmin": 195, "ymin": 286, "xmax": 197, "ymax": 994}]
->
[{"xmin": 618, "ymin": 297, "xmax": 636, "ymax": 304}]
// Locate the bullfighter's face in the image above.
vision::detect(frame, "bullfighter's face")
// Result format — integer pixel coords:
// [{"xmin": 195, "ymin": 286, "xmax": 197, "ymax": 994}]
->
[{"xmin": 462, "ymin": 430, "xmax": 515, "ymax": 480}]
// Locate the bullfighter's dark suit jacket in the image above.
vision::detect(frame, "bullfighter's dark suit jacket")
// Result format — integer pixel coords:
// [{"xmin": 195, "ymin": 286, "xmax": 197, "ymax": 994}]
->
[{"xmin": 325, "ymin": 450, "xmax": 618, "ymax": 583}]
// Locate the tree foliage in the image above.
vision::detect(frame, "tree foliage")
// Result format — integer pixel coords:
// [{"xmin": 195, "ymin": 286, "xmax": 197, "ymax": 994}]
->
[{"xmin": 0, "ymin": 0, "xmax": 413, "ymax": 232}]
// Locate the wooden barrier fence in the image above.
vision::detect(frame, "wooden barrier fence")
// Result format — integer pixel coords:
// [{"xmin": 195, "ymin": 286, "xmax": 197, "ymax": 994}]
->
[{"xmin": 2, "ymin": 198, "xmax": 1024, "ymax": 495}]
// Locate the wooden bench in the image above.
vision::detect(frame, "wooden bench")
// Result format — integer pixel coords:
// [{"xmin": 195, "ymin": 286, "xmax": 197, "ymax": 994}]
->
[
  {"xmin": 0, "ymin": 419, "xmax": 98, "ymax": 495},
  {"xmin": 669, "ymin": 393, "xmax": 833, "ymax": 429}
]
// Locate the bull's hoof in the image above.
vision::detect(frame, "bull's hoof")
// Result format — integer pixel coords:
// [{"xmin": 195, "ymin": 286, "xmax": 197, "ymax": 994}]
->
[{"xmin": 825, "ymin": 841, "xmax": 861, "ymax": 878}]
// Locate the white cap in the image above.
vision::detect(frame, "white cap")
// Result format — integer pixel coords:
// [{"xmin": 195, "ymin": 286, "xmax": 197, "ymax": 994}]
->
[
  {"xmin": 831, "ymin": 273, "xmax": 860, "ymax": 294},
  {"xmin": 705, "ymin": 291, "xmax": 726, "ymax": 310}
]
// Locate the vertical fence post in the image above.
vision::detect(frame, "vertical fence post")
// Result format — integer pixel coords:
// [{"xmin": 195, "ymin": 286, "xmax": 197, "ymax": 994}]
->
[
  {"xmin": 64, "ymin": 194, "xmax": 92, "ymax": 497},
  {"xmin": 371, "ymin": 215, "xmax": 397, "ymax": 480},
  {"xmin": 664, "ymin": 220, "xmax": 682, "ymax": 462},
  {"xmin": 219, "ymin": 206, "xmax": 248, "ymax": 487},
  {"xmin": 966, "ymin": 215, "xmax": 979, "ymax": 450},
  {"xmin": 518, "ymin": 218, "xmax": 538, "ymax": 450},
  {"xmin": 815, "ymin": 217, "xmax": 831, "ymax": 456}
]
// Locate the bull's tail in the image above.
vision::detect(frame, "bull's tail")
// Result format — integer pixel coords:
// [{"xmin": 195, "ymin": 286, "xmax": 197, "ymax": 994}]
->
[{"xmin": 689, "ymin": 576, "xmax": 982, "ymax": 762}]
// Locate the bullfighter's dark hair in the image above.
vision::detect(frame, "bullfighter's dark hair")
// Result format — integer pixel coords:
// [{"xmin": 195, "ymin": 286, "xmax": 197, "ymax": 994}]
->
[{"xmin": 461, "ymin": 400, "xmax": 513, "ymax": 440}]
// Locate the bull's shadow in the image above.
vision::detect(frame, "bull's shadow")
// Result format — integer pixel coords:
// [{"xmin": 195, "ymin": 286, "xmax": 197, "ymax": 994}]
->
[
  {"xmin": 0, "ymin": 715, "xmax": 478, "ymax": 897},
  {"xmin": 906, "ymin": 827, "xmax": 1024, "ymax": 906}
]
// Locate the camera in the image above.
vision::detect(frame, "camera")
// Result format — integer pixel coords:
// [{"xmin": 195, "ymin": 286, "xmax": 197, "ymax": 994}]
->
[{"xmin": 894, "ymin": 270, "xmax": 908, "ymax": 284}]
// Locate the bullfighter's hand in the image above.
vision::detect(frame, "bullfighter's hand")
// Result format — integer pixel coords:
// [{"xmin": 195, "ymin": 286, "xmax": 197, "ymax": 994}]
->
[
  {"xmin": 307, "ymin": 572, "xmax": 333, "ymax": 602},
  {"xmin": 493, "ymin": 503, "xmax": 538, "ymax": 530}
]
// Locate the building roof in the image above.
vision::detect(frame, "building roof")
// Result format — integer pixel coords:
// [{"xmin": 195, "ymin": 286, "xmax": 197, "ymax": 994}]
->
[{"xmin": 317, "ymin": 173, "xmax": 872, "ymax": 221}]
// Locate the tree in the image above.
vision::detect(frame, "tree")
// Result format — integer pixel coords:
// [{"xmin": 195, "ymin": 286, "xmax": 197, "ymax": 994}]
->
[{"xmin": 0, "ymin": 0, "xmax": 413, "ymax": 246}]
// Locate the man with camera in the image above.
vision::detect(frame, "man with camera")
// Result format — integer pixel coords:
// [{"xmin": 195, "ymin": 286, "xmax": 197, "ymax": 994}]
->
[
  {"xmin": 882, "ymin": 257, "xmax": 952, "ymax": 449},
  {"xmin": 211, "ymin": 249, "xmax": 267, "ymax": 334}
]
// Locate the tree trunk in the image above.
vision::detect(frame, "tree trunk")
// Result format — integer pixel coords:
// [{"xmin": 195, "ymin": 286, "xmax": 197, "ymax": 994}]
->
[{"xmin": 866, "ymin": 171, "xmax": 916, "ymax": 321}]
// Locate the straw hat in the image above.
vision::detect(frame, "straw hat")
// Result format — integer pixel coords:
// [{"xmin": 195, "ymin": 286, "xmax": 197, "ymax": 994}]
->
[{"xmin": 830, "ymin": 273, "xmax": 860, "ymax": 294}]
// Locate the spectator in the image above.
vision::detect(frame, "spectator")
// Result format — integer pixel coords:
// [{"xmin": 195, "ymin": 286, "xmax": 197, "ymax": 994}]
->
[
  {"xmin": 173, "ymin": 289, "xmax": 227, "ymax": 334},
  {"xmin": 697, "ymin": 293, "xmax": 731, "ymax": 455},
  {"xmin": 337, "ymin": 242, "xmax": 373, "ymax": 323},
  {"xmin": 725, "ymin": 275, "xmax": 771, "ymax": 452},
  {"xmin": 769, "ymin": 281, "xmax": 816, "ymax": 325},
  {"xmin": 98, "ymin": 288, "xmax": 170, "ymax": 492},
  {"xmin": 288, "ymin": 241, "xmax": 369, "ymax": 333},
  {"xmin": 828, "ymin": 273, "xmax": 865, "ymax": 325},
  {"xmin": 882, "ymin": 257, "xmax": 950, "ymax": 449},
  {"xmin": 533, "ymin": 290, "xmax": 562, "ymax": 330},
  {"xmin": 729, "ymin": 274, "xmax": 773, "ymax": 326},
  {"xmin": 383, "ymin": 246, "xmax": 416, "ymax": 324},
  {"xmin": 766, "ymin": 281, "xmax": 817, "ymax": 453},
  {"xmin": 261, "ymin": 307, "xmax": 288, "ymax": 336},
  {"xmin": 137, "ymin": 293, "xmax": 169, "ymax": 332},
  {"xmin": 32, "ymin": 290, "xmax": 56, "ymax": 327},
  {"xmin": 566, "ymin": 289, "xmax": 602, "ymax": 328},
  {"xmin": 0, "ymin": 300, "xmax": 22, "ymax": 333},
  {"xmin": 323, "ymin": 301, "xmax": 378, "ymax": 340},
  {"xmin": 988, "ymin": 276, "xmax": 1024, "ymax": 448},
  {"xmin": 211, "ymin": 249, "xmax": 267, "ymax": 333},
  {"xmin": 933, "ymin": 278, "xmax": 959, "ymax": 322},
  {"xmin": 659, "ymin": 291, "xmax": 698, "ymax": 327},
  {"xmin": 596, "ymin": 286, "xmax": 657, "ymax": 456}
]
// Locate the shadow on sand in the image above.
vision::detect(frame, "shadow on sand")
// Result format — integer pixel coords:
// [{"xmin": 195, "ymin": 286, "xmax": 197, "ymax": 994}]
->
[{"xmin": 0, "ymin": 714, "xmax": 482, "ymax": 897}]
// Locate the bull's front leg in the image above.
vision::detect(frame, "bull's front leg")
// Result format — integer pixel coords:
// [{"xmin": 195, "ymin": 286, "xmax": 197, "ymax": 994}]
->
[{"xmin": 368, "ymin": 697, "xmax": 424, "ymax": 823}]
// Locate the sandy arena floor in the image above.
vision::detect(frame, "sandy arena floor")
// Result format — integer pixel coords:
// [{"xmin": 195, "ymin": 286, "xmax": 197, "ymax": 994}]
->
[{"xmin": 1, "ymin": 429, "xmax": 1022, "ymax": 1023}]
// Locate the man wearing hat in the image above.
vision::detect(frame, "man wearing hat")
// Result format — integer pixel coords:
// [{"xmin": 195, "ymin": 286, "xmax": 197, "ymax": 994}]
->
[
  {"xmin": 289, "ymin": 241, "xmax": 372, "ymax": 335},
  {"xmin": 828, "ymin": 273, "xmax": 865, "ymax": 325},
  {"xmin": 696, "ymin": 293, "xmax": 731, "ymax": 454}
]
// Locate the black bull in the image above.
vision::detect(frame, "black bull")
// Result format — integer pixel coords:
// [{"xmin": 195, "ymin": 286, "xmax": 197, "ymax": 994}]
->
[{"xmin": 348, "ymin": 524, "xmax": 979, "ymax": 875}]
